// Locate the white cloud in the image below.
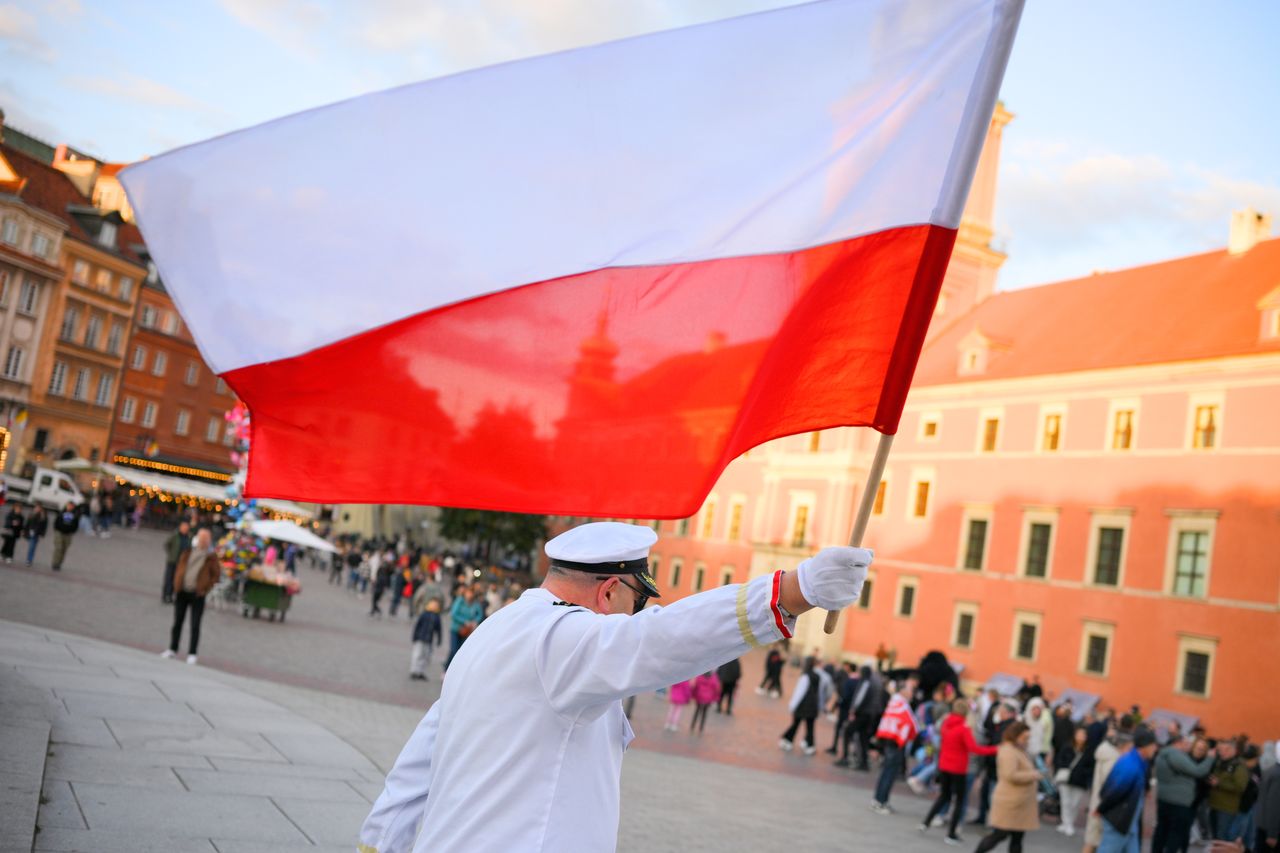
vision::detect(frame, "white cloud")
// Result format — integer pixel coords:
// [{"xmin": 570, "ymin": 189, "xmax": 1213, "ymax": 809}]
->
[
  {"xmin": 64, "ymin": 72, "xmax": 214, "ymax": 113},
  {"xmin": 217, "ymin": 0, "xmax": 328, "ymax": 61},
  {"xmin": 0, "ymin": 3, "xmax": 55, "ymax": 61}
]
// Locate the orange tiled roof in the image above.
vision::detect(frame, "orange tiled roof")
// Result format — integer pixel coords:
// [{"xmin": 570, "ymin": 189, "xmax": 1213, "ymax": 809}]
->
[{"xmin": 914, "ymin": 237, "xmax": 1280, "ymax": 385}]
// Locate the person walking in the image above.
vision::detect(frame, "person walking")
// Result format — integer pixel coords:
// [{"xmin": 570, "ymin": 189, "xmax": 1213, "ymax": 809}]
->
[
  {"xmin": 50, "ymin": 502, "xmax": 78, "ymax": 571},
  {"xmin": 690, "ymin": 671, "xmax": 720, "ymax": 735},
  {"xmin": 410, "ymin": 599, "xmax": 443, "ymax": 680},
  {"xmin": 919, "ymin": 698, "xmax": 997, "ymax": 844},
  {"xmin": 160, "ymin": 528, "xmax": 219, "ymax": 664},
  {"xmin": 1023, "ymin": 697, "xmax": 1056, "ymax": 797},
  {"xmin": 972, "ymin": 702, "xmax": 1017, "ymax": 828},
  {"xmin": 370, "ymin": 556, "xmax": 394, "ymax": 618},
  {"xmin": 664, "ymin": 679, "xmax": 692, "ymax": 731},
  {"xmin": 1096, "ymin": 726, "xmax": 1159, "ymax": 852},
  {"xmin": 1, "ymin": 502, "xmax": 25, "ymax": 564},
  {"xmin": 1054, "ymin": 726, "xmax": 1090, "ymax": 837},
  {"xmin": 162, "ymin": 520, "xmax": 191, "ymax": 604},
  {"xmin": 871, "ymin": 674, "xmax": 920, "ymax": 815},
  {"xmin": 88, "ymin": 493, "xmax": 102, "ymax": 536},
  {"xmin": 1152, "ymin": 733, "xmax": 1216, "ymax": 852},
  {"xmin": 359, "ymin": 522, "xmax": 871, "ymax": 853},
  {"xmin": 843, "ymin": 665, "xmax": 883, "ymax": 771},
  {"xmin": 715, "ymin": 657, "xmax": 741, "ymax": 715},
  {"xmin": 23, "ymin": 504, "xmax": 46, "ymax": 567},
  {"xmin": 758, "ymin": 647, "xmax": 784, "ymax": 698},
  {"xmin": 973, "ymin": 721, "xmax": 1041, "ymax": 852},
  {"xmin": 444, "ymin": 585, "xmax": 484, "ymax": 670},
  {"xmin": 828, "ymin": 661, "xmax": 859, "ymax": 759},
  {"xmin": 780, "ymin": 656, "xmax": 827, "ymax": 755}
]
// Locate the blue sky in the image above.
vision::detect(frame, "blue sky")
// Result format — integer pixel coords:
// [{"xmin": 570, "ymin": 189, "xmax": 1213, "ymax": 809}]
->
[{"xmin": 2, "ymin": 0, "xmax": 1277, "ymax": 290}]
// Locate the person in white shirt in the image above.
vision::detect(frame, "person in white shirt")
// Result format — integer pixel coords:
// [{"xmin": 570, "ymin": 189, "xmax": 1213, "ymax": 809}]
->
[{"xmin": 358, "ymin": 521, "xmax": 871, "ymax": 853}]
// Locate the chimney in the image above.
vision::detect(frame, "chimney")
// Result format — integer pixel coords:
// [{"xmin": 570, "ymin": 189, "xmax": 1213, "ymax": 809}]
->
[{"xmin": 1228, "ymin": 208, "xmax": 1272, "ymax": 255}]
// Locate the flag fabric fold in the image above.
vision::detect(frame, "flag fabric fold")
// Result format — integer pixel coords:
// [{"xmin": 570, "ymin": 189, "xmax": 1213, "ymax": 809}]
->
[{"xmin": 121, "ymin": 0, "xmax": 1023, "ymax": 517}]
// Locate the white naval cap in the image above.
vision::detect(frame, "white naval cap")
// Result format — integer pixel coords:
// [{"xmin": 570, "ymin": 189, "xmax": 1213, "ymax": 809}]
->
[{"xmin": 545, "ymin": 522, "xmax": 661, "ymax": 597}]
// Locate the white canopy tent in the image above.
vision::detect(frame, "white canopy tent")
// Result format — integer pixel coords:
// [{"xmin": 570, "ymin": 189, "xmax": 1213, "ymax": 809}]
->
[
  {"xmin": 100, "ymin": 463, "xmax": 315, "ymax": 520},
  {"xmin": 250, "ymin": 519, "xmax": 337, "ymax": 553}
]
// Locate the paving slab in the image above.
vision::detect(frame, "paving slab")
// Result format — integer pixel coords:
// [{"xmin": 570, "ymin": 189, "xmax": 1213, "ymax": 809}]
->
[
  {"xmin": 48, "ymin": 716, "xmax": 118, "ymax": 749},
  {"xmin": 19, "ymin": 668, "xmax": 163, "ymax": 699},
  {"xmin": 260, "ymin": 731, "xmax": 378, "ymax": 770},
  {"xmin": 37, "ymin": 780, "xmax": 87, "ymax": 830},
  {"xmin": 175, "ymin": 768, "xmax": 367, "ymax": 802},
  {"xmin": 205, "ymin": 757, "xmax": 366, "ymax": 781},
  {"xmin": 271, "ymin": 797, "xmax": 373, "ymax": 846},
  {"xmin": 72, "ymin": 782, "xmax": 307, "ymax": 843},
  {"xmin": 58, "ymin": 690, "xmax": 208, "ymax": 725},
  {"xmin": 33, "ymin": 827, "xmax": 216, "ymax": 852}
]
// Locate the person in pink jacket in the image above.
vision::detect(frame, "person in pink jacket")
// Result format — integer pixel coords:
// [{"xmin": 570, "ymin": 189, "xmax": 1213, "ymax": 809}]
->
[
  {"xmin": 665, "ymin": 679, "xmax": 692, "ymax": 731},
  {"xmin": 690, "ymin": 672, "xmax": 721, "ymax": 735}
]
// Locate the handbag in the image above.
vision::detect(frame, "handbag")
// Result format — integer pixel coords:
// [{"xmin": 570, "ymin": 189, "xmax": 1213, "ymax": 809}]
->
[
  {"xmin": 458, "ymin": 621, "xmax": 478, "ymax": 639},
  {"xmin": 1054, "ymin": 767, "xmax": 1070, "ymax": 784}
]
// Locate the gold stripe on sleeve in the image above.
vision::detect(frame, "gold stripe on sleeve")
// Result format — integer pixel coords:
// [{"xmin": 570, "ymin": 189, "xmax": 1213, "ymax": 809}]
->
[{"xmin": 735, "ymin": 582, "xmax": 760, "ymax": 648}]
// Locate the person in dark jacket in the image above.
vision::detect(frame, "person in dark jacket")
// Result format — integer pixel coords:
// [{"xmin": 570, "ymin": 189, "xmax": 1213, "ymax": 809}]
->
[
  {"xmin": 409, "ymin": 599, "xmax": 443, "ymax": 680},
  {"xmin": 1097, "ymin": 726, "xmax": 1158, "ymax": 851},
  {"xmin": 715, "ymin": 657, "xmax": 741, "ymax": 715},
  {"xmin": 161, "ymin": 529, "xmax": 220, "ymax": 664},
  {"xmin": 23, "ymin": 504, "xmax": 47, "ymax": 567},
  {"xmin": 1258, "ymin": 745, "xmax": 1280, "ymax": 852},
  {"xmin": 162, "ymin": 520, "xmax": 191, "ymax": 604},
  {"xmin": 758, "ymin": 647, "xmax": 784, "ymax": 698},
  {"xmin": 845, "ymin": 665, "xmax": 883, "ymax": 771},
  {"xmin": 1210, "ymin": 739, "xmax": 1252, "ymax": 841},
  {"xmin": 51, "ymin": 502, "xmax": 78, "ymax": 570},
  {"xmin": 827, "ymin": 661, "xmax": 859, "ymax": 757},
  {"xmin": 1, "ymin": 503, "xmax": 25, "ymax": 563}
]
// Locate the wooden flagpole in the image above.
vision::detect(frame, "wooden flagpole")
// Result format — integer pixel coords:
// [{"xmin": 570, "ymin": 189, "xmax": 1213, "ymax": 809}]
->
[{"xmin": 823, "ymin": 432, "xmax": 894, "ymax": 634}]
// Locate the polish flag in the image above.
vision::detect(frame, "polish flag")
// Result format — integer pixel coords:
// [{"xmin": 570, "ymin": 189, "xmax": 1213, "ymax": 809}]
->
[{"xmin": 121, "ymin": 0, "xmax": 1022, "ymax": 517}]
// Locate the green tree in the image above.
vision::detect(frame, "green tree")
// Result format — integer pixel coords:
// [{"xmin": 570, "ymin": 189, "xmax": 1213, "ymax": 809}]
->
[{"xmin": 437, "ymin": 508, "xmax": 547, "ymax": 564}]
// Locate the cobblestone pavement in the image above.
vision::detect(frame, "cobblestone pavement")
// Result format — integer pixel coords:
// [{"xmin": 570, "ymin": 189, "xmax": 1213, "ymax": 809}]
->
[{"xmin": 0, "ymin": 530, "xmax": 1084, "ymax": 851}]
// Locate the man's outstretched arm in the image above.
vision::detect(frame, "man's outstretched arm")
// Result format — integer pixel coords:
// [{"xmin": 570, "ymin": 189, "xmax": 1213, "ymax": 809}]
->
[{"xmin": 357, "ymin": 701, "xmax": 441, "ymax": 853}]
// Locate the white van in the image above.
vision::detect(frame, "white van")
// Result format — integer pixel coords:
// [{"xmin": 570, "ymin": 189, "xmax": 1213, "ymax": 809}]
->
[{"xmin": 4, "ymin": 467, "xmax": 86, "ymax": 509}]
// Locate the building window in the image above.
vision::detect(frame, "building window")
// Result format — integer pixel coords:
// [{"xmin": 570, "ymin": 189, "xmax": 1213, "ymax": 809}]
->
[
  {"xmin": 117, "ymin": 277, "xmax": 134, "ymax": 301},
  {"xmin": 60, "ymin": 306, "xmax": 79, "ymax": 341},
  {"xmin": 205, "ymin": 416, "xmax": 220, "ymax": 442},
  {"xmin": 152, "ymin": 351, "xmax": 167, "ymax": 376},
  {"xmin": 141, "ymin": 402, "xmax": 157, "ymax": 428},
  {"xmin": 1079, "ymin": 621, "xmax": 1114, "ymax": 677},
  {"xmin": 216, "ymin": 377, "xmax": 228, "ymax": 395},
  {"xmin": 1023, "ymin": 522, "xmax": 1053, "ymax": 578},
  {"xmin": 1040, "ymin": 411, "xmax": 1062, "ymax": 452},
  {"xmin": 676, "ymin": 518, "xmax": 689, "ymax": 537},
  {"xmin": 48, "ymin": 360, "xmax": 67, "ymax": 395},
  {"xmin": 1191, "ymin": 404, "xmax": 1218, "ymax": 449},
  {"xmin": 18, "ymin": 280, "xmax": 38, "ymax": 315},
  {"xmin": 71, "ymin": 367, "xmax": 89, "ymax": 400},
  {"xmin": 911, "ymin": 479, "xmax": 931, "ymax": 518},
  {"xmin": 918, "ymin": 413, "xmax": 940, "ymax": 441},
  {"xmin": 1, "ymin": 219, "xmax": 17, "ymax": 245},
  {"xmin": 1012, "ymin": 611, "xmax": 1041, "ymax": 662},
  {"xmin": 669, "ymin": 558, "xmax": 683, "ymax": 589},
  {"xmin": 896, "ymin": 578, "xmax": 917, "ymax": 618},
  {"xmin": 719, "ymin": 566, "xmax": 734, "ymax": 586},
  {"xmin": 33, "ymin": 428, "xmax": 48, "ymax": 451},
  {"xmin": 1111, "ymin": 408, "xmax": 1135, "ymax": 450},
  {"xmin": 31, "ymin": 232, "xmax": 51, "ymax": 258},
  {"xmin": 1170, "ymin": 526, "xmax": 1212, "ymax": 598},
  {"xmin": 120, "ymin": 397, "xmax": 136, "ymax": 423},
  {"xmin": 953, "ymin": 602, "xmax": 978, "ymax": 649},
  {"xmin": 94, "ymin": 373, "xmax": 114, "ymax": 407},
  {"xmin": 872, "ymin": 480, "xmax": 887, "ymax": 515},
  {"xmin": 2, "ymin": 345, "xmax": 23, "ymax": 380},
  {"xmin": 0, "ymin": 270, "xmax": 9, "ymax": 306},
  {"xmin": 980, "ymin": 416, "xmax": 1000, "ymax": 452},
  {"xmin": 961, "ymin": 517, "xmax": 989, "ymax": 571},
  {"xmin": 728, "ymin": 501, "xmax": 744, "ymax": 541},
  {"xmin": 693, "ymin": 564, "xmax": 705, "ymax": 592},
  {"xmin": 223, "ymin": 423, "xmax": 235, "ymax": 446},
  {"xmin": 106, "ymin": 322, "xmax": 123, "ymax": 355},
  {"xmin": 185, "ymin": 361, "xmax": 200, "ymax": 386},
  {"xmin": 1092, "ymin": 527, "xmax": 1125, "ymax": 586},
  {"xmin": 140, "ymin": 305, "xmax": 157, "ymax": 328},
  {"xmin": 72, "ymin": 260, "xmax": 90, "ymax": 284},
  {"xmin": 1176, "ymin": 635, "xmax": 1216, "ymax": 698},
  {"xmin": 808, "ymin": 431, "xmax": 821, "ymax": 452},
  {"xmin": 790, "ymin": 504, "xmax": 810, "ymax": 548},
  {"xmin": 174, "ymin": 409, "xmax": 190, "ymax": 436},
  {"xmin": 858, "ymin": 575, "xmax": 873, "ymax": 610},
  {"xmin": 95, "ymin": 269, "xmax": 112, "ymax": 292},
  {"xmin": 130, "ymin": 345, "xmax": 146, "ymax": 370},
  {"xmin": 98, "ymin": 221, "xmax": 117, "ymax": 249},
  {"xmin": 83, "ymin": 314, "xmax": 102, "ymax": 349},
  {"xmin": 163, "ymin": 312, "xmax": 180, "ymax": 335}
]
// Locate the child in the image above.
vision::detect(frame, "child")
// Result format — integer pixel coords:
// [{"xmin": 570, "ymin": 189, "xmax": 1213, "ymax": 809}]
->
[
  {"xmin": 690, "ymin": 671, "xmax": 721, "ymax": 735},
  {"xmin": 665, "ymin": 679, "xmax": 692, "ymax": 731},
  {"xmin": 410, "ymin": 599, "xmax": 443, "ymax": 680}
]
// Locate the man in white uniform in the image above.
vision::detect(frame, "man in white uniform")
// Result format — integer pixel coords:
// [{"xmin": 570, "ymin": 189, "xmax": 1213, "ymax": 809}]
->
[{"xmin": 358, "ymin": 521, "xmax": 871, "ymax": 852}]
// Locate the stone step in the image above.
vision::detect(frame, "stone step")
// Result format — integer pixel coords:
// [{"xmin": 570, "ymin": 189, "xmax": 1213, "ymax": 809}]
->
[{"xmin": 0, "ymin": 669, "xmax": 54, "ymax": 853}]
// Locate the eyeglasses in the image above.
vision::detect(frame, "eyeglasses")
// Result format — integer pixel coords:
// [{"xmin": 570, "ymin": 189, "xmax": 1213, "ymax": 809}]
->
[{"xmin": 598, "ymin": 575, "xmax": 649, "ymax": 614}]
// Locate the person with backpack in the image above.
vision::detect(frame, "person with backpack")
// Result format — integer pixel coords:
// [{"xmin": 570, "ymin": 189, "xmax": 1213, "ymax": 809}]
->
[
  {"xmin": 841, "ymin": 664, "xmax": 883, "ymax": 771},
  {"xmin": 779, "ymin": 656, "xmax": 828, "ymax": 755}
]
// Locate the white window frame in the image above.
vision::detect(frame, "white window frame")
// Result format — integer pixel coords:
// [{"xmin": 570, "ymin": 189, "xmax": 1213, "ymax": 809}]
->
[
  {"xmin": 1186, "ymin": 392, "xmax": 1224, "ymax": 451},
  {"xmin": 719, "ymin": 565, "xmax": 735, "ymax": 586},
  {"xmin": 952, "ymin": 601, "xmax": 979, "ymax": 650},
  {"xmin": 141, "ymin": 402, "xmax": 158, "ymax": 428},
  {"xmin": 140, "ymin": 305, "xmax": 158, "ymax": 328},
  {"xmin": 94, "ymin": 373, "xmax": 114, "ymax": 407},
  {"xmin": 1078, "ymin": 620, "xmax": 1115, "ymax": 678},
  {"xmin": 130, "ymin": 344, "xmax": 146, "ymax": 370},
  {"xmin": 1017, "ymin": 507, "xmax": 1059, "ymax": 580},
  {"xmin": 0, "ymin": 269, "xmax": 9, "ymax": 306},
  {"xmin": 693, "ymin": 562, "xmax": 706, "ymax": 592},
  {"xmin": 94, "ymin": 268, "xmax": 112, "ymax": 291},
  {"xmin": 162, "ymin": 312, "xmax": 180, "ymax": 335},
  {"xmin": 215, "ymin": 377, "xmax": 228, "ymax": 395},
  {"xmin": 957, "ymin": 503, "xmax": 993, "ymax": 571},
  {"xmin": 71, "ymin": 367, "xmax": 90, "ymax": 400},
  {"xmin": 1164, "ymin": 511, "xmax": 1218, "ymax": 600},
  {"xmin": 152, "ymin": 351, "xmax": 167, "ymax": 377},
  {"xmin": 59, "ymin": 305, "xmax": 79, "ymax": 341},
  {"xmin": 18, "ymin": 280, "xmax": 38, "ymax": 315},
  {"xmin": 205, "ymin": 416, "xmax": 220, "ymax": 442},
  {"xmin": 858, "ymin": 569, "xmax": 876, "ymax": 611},
  {"xmin": 727, "ymin": 496, "xmax": 746, "ymax": 541},
  {"xmin": 31, "ymin": 232, "xmax": 50, "ymax": 258},
  {"xmin": 184, "ymin": 361, "xmax": 200, "ymax": 386},
  {"xmin": 668, "ymin": 557, "xmax": 683, "ymax": 590},
  {"xmin": 1086, "ymin": 509, "xmax": 1132, "ymax": 589},
  {"xmin": 1175, "ymin": 634, "xmax": 1217, "ymax": 699},
  {"xmin": 917, "ymin": 411, "xmax": 941, "ymax": 442},
  {"xmin": 977, "ymin": 406, "xmax": 1004, "ymax": 453},
  {"xmin": 698, "ymin": 495, "xmax": 717, "ymax": 539},
  {"xmin": 119, "ymin": 396, "xmax": 136, "ymax": 423},
  {"xmin": 895, "ymin": 575, "xmax": 918, "ymax": 620},
  {"xmin": 48, "ymin": 360, "xmax": 67, "ymax": 395},
  {"xmin": 0, "ymin": 218, "xmax": 17, "ymax": 245},
  {"xmin": 2, "ymin": 345, "xmax": 24, "ymax": 380},
  {"xmin": 83, "ymin": 314, "xmax": 101, "ymax": 349},
  {"xmin": 106, "ymin": 322, "xmax": 123, "ymax": 355},
  {"xmin": 1011, "ymin": 610, "xmax": 1042, "ymax": 663},
  {"xmin": 222, "ymin": 423, "xmax": 235, "ymax": 446},
  {"xmin": 98, "ymin": 221, "xmax": 117, "ymax": 249},
  {"xmin": 72, "ymin": 259, "xmax": 90, "ymax": 284},
  {"xmin": 1036, "ymin": 403, "xmax": 1066, "ymax": 453},
  {"xmin": 907, "ymin": 467, "xmax": 935, "ymax": 520},
  {"xmin": 1106, "ymin": 398, "xmax": 1140, "ymax": 452},
  {"xmin": 787, "ymin": 490, "xmax": 815, "ymax": 548},
  {"xmin": 117, "ymin": 276, "xmax": 134, "ymax": 301},
  {"xmin": 174, "ymin": 408, "xmax": 190, "ymax": 436},
  {"xmin": 872, "ymin": 472, "xmax": 890, "ymax": 517}
]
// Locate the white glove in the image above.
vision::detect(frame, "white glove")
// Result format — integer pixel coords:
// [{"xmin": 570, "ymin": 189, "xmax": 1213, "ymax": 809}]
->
[{"xmin": 796, "ymin": 546, "xmax": 873, "ymax": 610}]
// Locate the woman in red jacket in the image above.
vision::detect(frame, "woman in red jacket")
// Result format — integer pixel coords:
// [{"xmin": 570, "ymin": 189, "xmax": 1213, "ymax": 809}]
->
[{"xmin": 920, "ymin": 698, "xmax": 998, "ymax": 844}]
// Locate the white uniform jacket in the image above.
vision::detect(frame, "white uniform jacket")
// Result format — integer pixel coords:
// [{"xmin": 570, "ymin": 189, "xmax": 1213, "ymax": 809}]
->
[{"xmin": 357, "ymin": 570, "xmax": 794, "ymax": 853}]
